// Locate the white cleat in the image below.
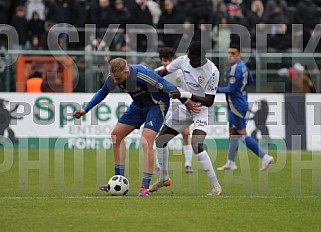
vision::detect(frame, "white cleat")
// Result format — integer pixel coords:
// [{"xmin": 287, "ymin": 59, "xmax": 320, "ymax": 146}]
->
[
  {"xmin": 217, "ymin": 163, "xmax": 237, "ymax": 171},
  {"xmin": 207, "ymin": 186, "xmax": 223, "ymax": 196},
  {"xmin": 260, "ymin": 154, "xmax": 274, "ymax": 171}
]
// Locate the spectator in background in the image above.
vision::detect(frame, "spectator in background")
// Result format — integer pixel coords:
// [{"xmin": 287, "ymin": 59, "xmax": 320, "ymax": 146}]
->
[
  {"xmin": 214, "ymin": 1, "xmax": 228, "ymax": 25},
  {"xmin": 157, "ymin": 0, "xmax": 178, "ymax": 48},
  {"xmin": 25, "ymin": 0, "xmax": 45, "ymax": 20},
  {"xmin": 90, "ymin": 0, "xmax": 114, "ymax": 29},
  {"xmin": 26, "ymin": 70, "xmax": 43, "ymax": 92},
  {"xmin": 86, "ymin": 33, "xmax": 110, "ymax": 89},
  {"xmin": 27, "ymin": 11, "xmax": 45, "ymax": 44},
  {"xmin": 246, "ymin": 0, "xmax": 264, "ymax": 31},
  {"xmin": 130, "ymin": 0, "xmax": 153, "ymax": 51},
  {"xmin": 251, "ymin": 18, "xmax": 270, "ymax": 52},
  {"xmin": 111, "ymin": 0, "xmax": 132, "ymax": 29},
  {"xmin": 268, "ymin": 23, "xmax": 291, "ymax": 51},
  {"xmin": 11, "ymin": 6, "xmax": 29, "ymax": 49},
  {"xmin": 0, "ymin": 0, "xmax": 11, "ymax": 24},
  {"xmin": 172, "ymin": 0, "xmax": 191, "ymax": 24},
  {"xmin": 264, "ymin": 0, "xmax": 288, "ymax": 24},
  {"xmin": 28, "ymin": 35, "xmax": 43, "ymax": 50},
  {"xmin": 46, "ymin": 0, "xmax": 81, "ymax": 26},
  {"xmin": 229, "ymin": 5, "xmax": 249, "ymax": 30},
  {"xmin": 213, "ymin": 17, "xmax": 231, "ymax": 52},
  {"xmin": 147, "ymin": 0, "xmax": 161, "ymax": 26},
  {"xmin": 291, "ymin": 63, "xmax": 316, "ymax": 93},
  {"xmin": 296, "ymin": 0, "xmax": 320, "ymax": 31}
]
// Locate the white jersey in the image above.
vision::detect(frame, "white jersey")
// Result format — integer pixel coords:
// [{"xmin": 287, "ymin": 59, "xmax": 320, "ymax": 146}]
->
[
  {"xmin": 166, "ymin": 55, "xmax": 219, "ymax": 97},
  {"xmin": 165, "ymin": 55, "xmax": 219, "ymax": 133}
]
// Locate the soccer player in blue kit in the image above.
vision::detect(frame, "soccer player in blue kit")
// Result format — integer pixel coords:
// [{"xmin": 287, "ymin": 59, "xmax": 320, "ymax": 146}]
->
[
  {"xmin": 216, "ymin": 45, "xmax": 274, "ymax": 171},
  {"xmin": 73, "ymin": 58, "xmax": 198, "ymax": 196}
]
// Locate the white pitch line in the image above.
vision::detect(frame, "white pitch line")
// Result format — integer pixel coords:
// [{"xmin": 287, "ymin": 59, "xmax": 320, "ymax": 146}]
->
[{"xmin": 0, "ymin": 195, "xmax": 320, "ymax": 200}]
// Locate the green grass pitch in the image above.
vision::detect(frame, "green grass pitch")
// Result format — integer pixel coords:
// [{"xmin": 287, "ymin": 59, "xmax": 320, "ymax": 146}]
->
[{"xmin": 1, "ymin": 147, "xmax": 321, "ymax": 231}]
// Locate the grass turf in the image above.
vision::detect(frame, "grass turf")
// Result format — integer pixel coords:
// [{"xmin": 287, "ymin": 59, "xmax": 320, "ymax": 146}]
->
[{"xmin": 1, "ymin": 148, "xmax": 321, "ymax": 231}]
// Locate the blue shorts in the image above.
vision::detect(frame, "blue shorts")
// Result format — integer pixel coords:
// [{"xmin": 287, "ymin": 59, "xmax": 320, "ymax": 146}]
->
[
  {"xmin": 228, "ymin": 109, "xmax": 247, "ymax": 131},
  {"xmin": 118, "ymin": 102, "xmax": 168, "ymax": 132}
]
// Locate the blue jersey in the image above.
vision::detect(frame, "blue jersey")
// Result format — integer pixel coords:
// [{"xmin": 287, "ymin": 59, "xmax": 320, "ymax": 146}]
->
[
  {"xmin": 217, "ymin": 59, "xmax": 253, "ymax": 117},
  {"xmin": 84, "ymin": 64, "xmax": 183, "ymax": 112}
]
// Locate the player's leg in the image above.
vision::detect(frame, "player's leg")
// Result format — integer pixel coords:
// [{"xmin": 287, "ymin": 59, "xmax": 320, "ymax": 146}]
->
[
  {"xmin": 192, "ymin": 129, "xmax": 222, "ymax": 196},
  {"xmin": 112, "ymin": 103, "xmax": 144, "ymax": 176},
  {"xmin": 157, "ymin": 125, "xmax": 179, "ymax": 177},
  {"xmin": 181, "ymin": 127, "xmax": 193, "ymax": 173},
  {"xmin": 218, "ymin": 127, "xmax": 239, "ymax": 171},
  {"xmin": 139, "ymin": 104, "xmax": 172, "ymax": 196},
  {"xmin": 99, "ymin": 122, "xmax": 135, "ymax": 192},
  {"xmin": 139, "ymin": 127, "xmax": 158, "ymax": 196},
  {"xmin": 150, "ymin": 104, "xmax": 192, "ymax": 192},
  {"xmin": 231, "ymin": 111, "xmax": 274, "ymax": 171},
  {"xmin": 111, "ymin": 122, "xmax": 136, "ymax": 176}
]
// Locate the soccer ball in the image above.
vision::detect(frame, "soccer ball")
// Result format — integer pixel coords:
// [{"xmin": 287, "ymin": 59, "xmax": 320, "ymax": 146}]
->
[{"xmin": 107, "ymin": 175, "xmax": 130, "ymax": 196}]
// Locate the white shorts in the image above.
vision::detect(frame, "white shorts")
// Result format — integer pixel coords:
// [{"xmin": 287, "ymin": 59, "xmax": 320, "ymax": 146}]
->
[{"xmin": 165, "ymin": 101, "xmax": 212, "ymax": 134}]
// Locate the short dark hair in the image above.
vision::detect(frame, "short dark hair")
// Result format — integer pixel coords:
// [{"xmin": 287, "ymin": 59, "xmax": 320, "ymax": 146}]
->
[
  {"xmin": 229, "ymin": 44, "xmax": 240, "ymax": 52},
  {"xmin": 158, "ymin": 47, "xmax": 175, "ymax": 60},
  {"xmin": 188, "ymin": 41, "xmax": 206, "ymax": 57}
]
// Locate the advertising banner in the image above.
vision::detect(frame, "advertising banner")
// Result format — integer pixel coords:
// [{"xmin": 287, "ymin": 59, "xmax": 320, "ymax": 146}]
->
[{"xmin": 0, "ymin": 93, "xmax": 285, "ymax": 149}]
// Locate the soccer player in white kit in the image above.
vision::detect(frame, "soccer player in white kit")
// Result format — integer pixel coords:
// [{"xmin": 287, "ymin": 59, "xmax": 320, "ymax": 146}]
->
[
  {"xmin": 154, "ymin": 47, "xmax": 194, "ymax": 174},
  {"xmin": 150, "ymin": 41, "xmax": 223, "ymax": 196}
]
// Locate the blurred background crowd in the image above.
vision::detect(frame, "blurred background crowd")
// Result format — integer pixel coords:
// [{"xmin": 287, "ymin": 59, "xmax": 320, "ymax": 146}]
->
[{"xmin": 0, "ymin": 0, "xmax": 320, "ymax": 93}]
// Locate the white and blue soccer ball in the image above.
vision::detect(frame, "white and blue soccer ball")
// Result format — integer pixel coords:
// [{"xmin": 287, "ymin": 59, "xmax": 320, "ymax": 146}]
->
[{"xmin": 107, "ymin": 175, "xmax": 130, "ymax": 196}]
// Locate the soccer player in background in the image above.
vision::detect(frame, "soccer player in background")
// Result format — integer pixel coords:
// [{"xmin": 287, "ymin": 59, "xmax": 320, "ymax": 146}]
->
[
  {"xmin": 150, "ymin": 41, "xmax": 223, "ymax": 196},
  {"xmin": 216, "ymin": 45, "xmax": 274, "ymax": 171},
  {"xmin": 155, "ymin": 47, "xmax": 194, "ymax": 174},
  {"xmin": 73, "ymin": 57, "xmax": 198, "ymax": 196}
]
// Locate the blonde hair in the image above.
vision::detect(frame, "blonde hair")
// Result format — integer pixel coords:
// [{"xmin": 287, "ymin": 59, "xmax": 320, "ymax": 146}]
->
[{"xmin": 109, "ymin": 58, "xmax": 127, "ymax": 73}]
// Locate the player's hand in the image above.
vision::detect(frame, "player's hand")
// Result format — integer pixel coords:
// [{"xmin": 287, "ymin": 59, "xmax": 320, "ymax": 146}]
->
[
  {"xmin": 185, "ymin": 100, "xmax": 201, "ymax": 113},
  {"xmin": 73, "ymin": 109, "xmax": 87, "ymax": 119}
]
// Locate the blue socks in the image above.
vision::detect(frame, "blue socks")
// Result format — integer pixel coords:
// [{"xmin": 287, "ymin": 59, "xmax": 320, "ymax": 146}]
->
[
  {"xmin": 114, "ymin": 164, "xmax": 125, "ymax": 176},
  {"xmin": 228, "ymin": 137, "xmax": 239, "ymax": 161},
  {"xmin": 142, "ymin": 172, "xmax": 153, "ymax": 188},
  {"xmin": 242, "ymin": 136, "xmax": 265, "ymax": 158}
]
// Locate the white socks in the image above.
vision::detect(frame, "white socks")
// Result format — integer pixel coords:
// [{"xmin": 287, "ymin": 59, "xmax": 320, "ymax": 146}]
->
[
  {"xmin": 156, "ymin": 146, "xmax": 169, "ymax": 181},
  {"xmin": 197, "ymin": 150, "xmax": 221, "ymax": 188},
  {"xmin": 183, "ymin": 145, "xmax": 193, "ymax": 167}
]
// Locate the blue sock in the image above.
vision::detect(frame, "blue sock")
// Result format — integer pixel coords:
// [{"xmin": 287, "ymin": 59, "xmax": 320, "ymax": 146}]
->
[
  {"xmin": 244, "ymin": 136, "xmax": 265, "ymax": 158},
  {"xmin": 114, "ymin": 164, "xmax": 125, "ymax": 176},
  {"xmin": 142, "ymin": 172, "xmax": 153, "ymax": 188},
  {"xmin": 228, "ymin": 137, "xmax": 239, "ymax": 161}
]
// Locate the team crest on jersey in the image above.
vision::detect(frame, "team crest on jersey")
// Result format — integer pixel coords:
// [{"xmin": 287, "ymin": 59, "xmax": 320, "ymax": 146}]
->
[
  {"xmin": 229, "ymin": 77, "xmax": 236, "ymax": 84},
  {"xmin": 207, "ymin": 84, "xmax": 216, "ymax": 91},
  {"xmin": 156, "ymin": 83, "xmax": 163, "ymax": 90},
  {"xmin": 198, "ymin": 76, "xmax": 205, "ymax": 84}
]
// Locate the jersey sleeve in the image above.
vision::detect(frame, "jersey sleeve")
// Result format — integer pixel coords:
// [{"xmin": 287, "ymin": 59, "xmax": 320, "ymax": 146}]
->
[
  {"xmin": 205, "ymin": 69, "xmax": 220, "ymax": 95},
  {"xmin": 83, "ymin": 76, "xmax": 115, "ymax": 112},
  {"xmin": 139, "ymin": 66, "xmax": 187, "ymax": 104},
  {"xmin": 166, "ymin": 56, "xmax": 184, "ymax": 73},
  {"xmin": 217, "ymin": 70, "xmax": 239, "ymax": 94}
]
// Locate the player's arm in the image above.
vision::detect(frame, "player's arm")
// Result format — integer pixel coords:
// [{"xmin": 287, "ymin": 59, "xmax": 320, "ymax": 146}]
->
[
  {"xmin": 171, "ymin": 69, "xmax": 219, "ymax": 107},
  {"xmin": 145, "ymin": 68, "xmax": 188, "ymax": 104},
  {"xmin": 170, "ymin": 89, "xmax": 215, "ymax": 107},
  {"xmin": 73, "ymin": 77, "xmax": 113, "ymax": 118},
  {"xmin": 155, "ymin": 66, "xmax": 169, "ymax": 77},
  {"xmin": 216, "ymin": 77, "xmax": 237, "ymax": 94}
]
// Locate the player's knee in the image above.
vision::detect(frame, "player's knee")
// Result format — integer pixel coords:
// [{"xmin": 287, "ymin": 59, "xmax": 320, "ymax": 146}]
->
[
  {"xmin": 111, "ymin": 130, "xmax": 123, "ymax": 145},
  {"xmin": 192, "ymin": 143, "xmax": 204, "ymax": 154},
  {"xmin": 155, "ymin": 134, "xmax": 170, "ymax": 148}
]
